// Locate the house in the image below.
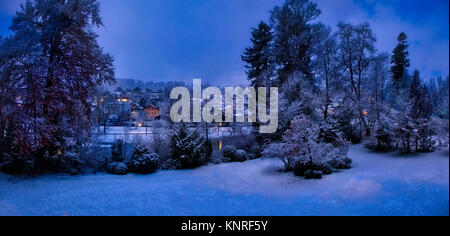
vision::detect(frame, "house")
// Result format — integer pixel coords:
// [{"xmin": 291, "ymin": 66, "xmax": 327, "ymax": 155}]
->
[{"xmin": 143, "ymin": 105, "xmax": 160, "ymax": 120}]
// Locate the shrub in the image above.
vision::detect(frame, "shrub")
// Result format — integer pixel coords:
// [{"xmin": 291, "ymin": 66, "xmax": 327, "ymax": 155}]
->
[
  {"xmin": 1, "ymin": 155, "xmax": 35, "ymax": 174},
  {"xmin": 234, "ymin": 150, "xmax": 248, "ymax": 162},
  {"xmin": 293, "ymin": 156, "xmax": 333, "ymax": 177},
  {"xmin": 318, "ymin": 119, "xmax": 343, "ymax": 147},
  {"xmin": 249, "ymin": 144, "xmax": 262, "ymax": 159},
  {"xmin": 222, "ymin": 145, "xmax": 237, "ymax": 160},
  {"xmin": 304, "ymin": 170, "xmax": 323, "ymax": 179},
  {"xmin": 364, "ymin": 124, "xmax": 394, "ymax": 152},
  {"xmin": 107, "ymin": 162, "xmax": 128, "ymax": 175},
  {"xmin": 128, "ymin": 145, "xmax": 159, "ymax": 174},
  {"xmin": 222, "ymin": 146, "xmax": 248, "ymax": 162}
]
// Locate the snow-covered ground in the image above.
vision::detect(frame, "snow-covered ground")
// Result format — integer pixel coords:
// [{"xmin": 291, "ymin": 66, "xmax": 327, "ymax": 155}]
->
[{"xmin": 0, "ymin": 145, "xmax": 448, "ymax": 216}]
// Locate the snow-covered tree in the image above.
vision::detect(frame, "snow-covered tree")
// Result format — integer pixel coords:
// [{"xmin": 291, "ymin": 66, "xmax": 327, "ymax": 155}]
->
[
  {"xmin": 335, "ymin": 22, "xmax": 377, "ymax": 138},
  {"xmin": 269, "ymin": 0, "xmax": 322, "ymax": 84},
  {"xmin": 241, "ymin": 21, "xmax": 274, "ymax": 88},
  {"xmin": 168, "ymin": 123, "xmax": 210, "ymax": 169},
  {"xmin": 0, "ymin": 0, "xmax": 114, "ymax": 171},
  {"xmin": 366, "ymin": 53, "xmax": 390, "ymax": 133},
  {"xmin": 314, "ymin": 26, "xmax": 340, "ymax": 120}
]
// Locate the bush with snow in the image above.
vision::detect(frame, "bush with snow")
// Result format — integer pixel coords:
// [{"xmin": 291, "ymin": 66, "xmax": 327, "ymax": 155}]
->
[
  {"xmin": 222, "ymin": 145, "xmax": 237, "ymax": 161},
  {"xmin": 234, "ymin": 150, "xmax": 248, "ymax": 162},
  {"xmin": 222, "ymin": 145, "xmax": 248, "ymax": 162},
  {"xmin": 304, "ymin": 170, "xmax": 323, "ymax": 179},
  {"xmin": 107, "ymin": 162, "xmax": 128, "ymax": 175},
  {"xmin": 264, "ymin": 116, "xmax": 352, "ymax": 179},
  {"xmin": 128, "ymin": 145, "xmax": 159, "ymax": 174},
  {"xmin": 249, "ymin": 144, "xmax": 262, "ymax": 159},
  {"xmin": 364, "ymin": 123, "xmax": 395, "ymax": 152}
]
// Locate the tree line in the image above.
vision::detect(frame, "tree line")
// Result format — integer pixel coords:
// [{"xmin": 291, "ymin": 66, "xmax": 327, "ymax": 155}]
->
[{"xmin": 241, "ymin": 0, "xmax": 449, "ymax": 153}]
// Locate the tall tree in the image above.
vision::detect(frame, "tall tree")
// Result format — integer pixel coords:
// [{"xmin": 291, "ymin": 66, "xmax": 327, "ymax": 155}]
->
[
  {"xmin": 409, "ymin": 70, "xmax": 421, "ymax": 109},
  {"xmin": 406, "ymin": 71, "xmax": 434, "ymax": 152},
  {"xmin": 368, "ymin": 53, "xmax": 390, "ymax": 127},
  {"xmin": 391, "ymin": 32, "xmax": 410, "ymax": 88},
  {"xmin": 241, "ymin": 21, "xmax": 274, "ymax": 87},
  {"xmin": 0, "ymin": 0, "xmax": 114, "ymax": 167},
  {"xmin": 314, "ymin": 26, "xmax": 339, "ymax": 120},
  {"xmin": 269, "ymin": 0, "xmax": 322, "ymax": 85},
  {"xmin": 336, "ymin": 22, "xmax": 377, "ymax": 137}
]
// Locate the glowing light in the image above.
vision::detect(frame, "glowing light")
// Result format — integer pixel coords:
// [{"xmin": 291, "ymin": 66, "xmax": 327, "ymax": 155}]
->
[
  {"xmin": 138, "ymin": 123, "xmax": 143, "ymax": 127},
  {"xmin": 219, "ymin": 140, "xmax": 223, "ymax": 151},
  {"xmin": 363, "ymin": 111, "xmax": 368, "ymax": 116}
]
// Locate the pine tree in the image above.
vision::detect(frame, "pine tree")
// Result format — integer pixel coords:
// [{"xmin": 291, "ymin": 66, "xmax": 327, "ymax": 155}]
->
[
  {"xmin": 169, "ymin": 123, "xmax": 209, "ymax": 169},
  {"xmin": 409, "ymin": 70, "xmax": 422, "ymax": 119},
  {"xmin": 241, "ymin": 21, "xmax": 273, "ymax": 87},
  {"xmin": 391, "ymin": 32, "xmax": 410, "ymax": 88},
  {"xmin": 401, "ymin": 70, "xmax": 435, "ymax": 152},
  {"xmin": 270, "ymin": 0, "xmax": 322, "ymax": 84}
]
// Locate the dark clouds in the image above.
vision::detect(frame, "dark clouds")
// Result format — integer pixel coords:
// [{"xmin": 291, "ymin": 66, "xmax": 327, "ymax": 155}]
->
[{"xmin": 0, "ymin": 0, "xmax": 448, "ymax": 84}]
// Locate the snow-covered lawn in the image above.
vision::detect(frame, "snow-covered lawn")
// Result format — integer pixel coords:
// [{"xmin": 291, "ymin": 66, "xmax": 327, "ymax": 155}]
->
[{"xmin": 0, "ymin": 145, "xmax": 448, "ymax": 216}]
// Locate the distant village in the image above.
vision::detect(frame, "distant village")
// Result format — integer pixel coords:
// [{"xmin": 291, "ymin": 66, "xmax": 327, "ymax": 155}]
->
[{"xmin": 90, "ymin": 79, "xmax": 172, "ymax": 129}]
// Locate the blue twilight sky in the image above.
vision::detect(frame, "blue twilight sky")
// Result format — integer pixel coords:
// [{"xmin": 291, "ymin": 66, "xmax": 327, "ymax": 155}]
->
[{"xmin": 0, "ymin": 0, "xmax": 448, "ymax": 85}]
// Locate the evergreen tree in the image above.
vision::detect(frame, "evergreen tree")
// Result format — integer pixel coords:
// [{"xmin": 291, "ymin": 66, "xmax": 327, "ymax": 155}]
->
[
  {"xmin": 269, "ymin": 0, "xmax": 322, "ymax": 84},
  {"xmin": 397, "ymin": 70, "xmax": 435, "ymax": 153},
  {"xmin": 409, "ymin": 70, "xmax": 422, "ymax": 119},
  {"xmin": 169, "ymin": 123, "xmax": 209, "ymax": 169},
  {"xmin": 241, "ymin": 21, "xmax": 274, "ymax": 87},
  {"xmin": 391, "ymin": 32, "xmax": 410, "ymax": 88},
  {"xmin": 129, "ymin": 145, "xmax": 159, "ymax": 174}
]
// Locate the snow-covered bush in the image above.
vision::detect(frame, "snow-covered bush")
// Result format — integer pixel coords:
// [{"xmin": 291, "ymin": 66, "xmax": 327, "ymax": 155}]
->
[
  {"xmin": 292, "ymin": 143, "xmax": 350, "ymax": 177},
  {"xmin": 222, "ymin": 145, "xmax": 236, "ymax": 162},
  {"xmin": 107, "ymin": 162, "xmax": 128, "ymax": 175},
  {"xmin": 364, "ymin": 123, "xmax": 395, "ymax": 152},
  {"xmin": 432, "ymin": 118, "xmax": 449, "ymax": 152},
  {"xmin": 128, "ymin": 145, "xmax": 159, "ymax": 174},
  {"xmin": 318, "ymin": 119, "xmax": 343, "ymax": 147},
  {"xmin": 330, "ymin": 104, "xmax": 362, "ymax": 144},
  {"xmin": 264, "ymin": 116, "xmax": 352, "ymax": 178},
  {"xmin": 81, "ymin": 140, "xmax": 110, "ymax": 173},
  {"xmin": 59, "ymin": 150, "xmax": 85, "ymax": 173},
  {"xmin": 249, "ymin": 144, "xmax": 262, "ymax": 159},
  {"xmin": 234, "ymin": 150, "xmax": 248, "ymax": 162},
  {"xmin": 327, "ymin": 153, "xmax": 352, "ymax": 170},
  {"xmin": 293, "ymin": 156, "xmax": 332, "ymax": 177},
  {"xmin": 168, "ymin": 123, "xmax": 210, "ymax": 169},
  {"xmin": 222, "ymin": 145, "xmax": 249, "ymax": 162},
  {"xmin": 304, "ymin": 170, "xmax": 323, "ymax": 180},
  {"xmin": 263, "ymin": 142, "xmax": 295, "ymax": 171}
]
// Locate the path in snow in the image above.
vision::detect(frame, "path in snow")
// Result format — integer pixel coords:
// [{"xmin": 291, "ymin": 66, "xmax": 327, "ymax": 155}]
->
[{"xmin": 0, "ymin": 145, "xmax": 448, "ymax": 216}]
